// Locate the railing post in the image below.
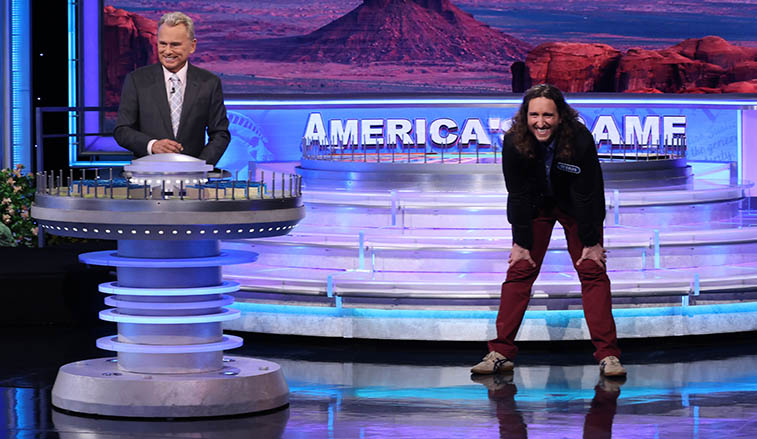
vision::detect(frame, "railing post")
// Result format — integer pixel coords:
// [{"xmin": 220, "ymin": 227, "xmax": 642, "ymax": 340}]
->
[
  {"xmin": 653, "ymin": 229, "xmax": 661, "ymax": 269},
  {"xmin": 358, "ymin": 231, "xmax": 365, "ymax": 270},
  {"xmin": 390, "ymin": 190, "xmax": 398, "ymax": 226},
  {"xmin": 35, "ymin": 107, "xmax": 44, "ymax": 174}
]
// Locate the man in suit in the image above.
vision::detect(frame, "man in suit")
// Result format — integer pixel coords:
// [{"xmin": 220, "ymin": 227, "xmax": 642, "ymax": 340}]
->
[{"xmin": 114, "ymin": 12, "xmax": 230, "ymax": 166}]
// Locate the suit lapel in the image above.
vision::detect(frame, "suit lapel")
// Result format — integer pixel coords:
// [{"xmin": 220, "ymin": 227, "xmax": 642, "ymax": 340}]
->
[
  {"xmin": 178, "ymin": 64, "xmax": 200, "ymax": 139},
  {"xmin": 151, "ymin": 64, "xmax": 174, "ymax": 138}
]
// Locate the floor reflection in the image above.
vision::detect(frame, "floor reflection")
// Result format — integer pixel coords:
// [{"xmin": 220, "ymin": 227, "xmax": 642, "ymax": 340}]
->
[
  {"xmin": 470, "ymin": 373, "xmax": 623, "ymax": 439},
  {"xmin": 272, "ymin": 353, "xmax": 757, "ymax": 438},
  {"xmin": 52, "ymin": 408, "xmax": 289, "ymax": 439},
  {"xmin": 472, "ymin": 373, "xmax": 529, "ymax": 439},
  {"xmin": 2, "ymin": 329, "xmax": 757, "ymax": 439}
]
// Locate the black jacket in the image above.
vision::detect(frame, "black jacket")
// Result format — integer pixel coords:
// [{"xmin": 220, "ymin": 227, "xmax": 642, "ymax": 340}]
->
[
  {"xmin": 114, "ymin": 63, "xmax": 230, "ymax": 166},
  {"xmin": 502, "ymin": 123, "xmax": 606, "ymax": 249}
]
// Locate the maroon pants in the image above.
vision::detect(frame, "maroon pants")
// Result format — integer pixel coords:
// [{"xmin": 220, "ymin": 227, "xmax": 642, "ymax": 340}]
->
[{"xmin": 488, "ymin": 206, "xmax": 621, "ymax": 362}]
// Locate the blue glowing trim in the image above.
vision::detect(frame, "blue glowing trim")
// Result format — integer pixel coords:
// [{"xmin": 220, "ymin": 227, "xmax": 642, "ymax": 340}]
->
[
  {"xmin": 70, "ymin": 160, "xmax": 131, "ymax": 167},
  {"xmin": 67, "ymin": 0, "xmax": 77, "ymax": 166},
  {"xmin": 99, "ymin": 280, "xmax": 241, "ymax": 296},
  {"xmin": 12, "ymin": 388, "xmax": 34, "ymax": 428},
  {"xmin": 569, "ymin": 98, "xmax": 757, "ymax": 106},
  {"xmin": 82, "ymin": 0, "xmax": 100, "ymax": 150},
  {"xmin": 225, "ymin": 97, "xmax": 757, "ymax": 108},
  {"xmin": 96, "ymin": 335, "xmax": 243, "ymax": 353},
  {"xmin": 226, "ymin": 98, "xmax": 522, "ymax": 107},
  {"xmin": 513, "ymin": 382, "xmax": 757, "ymax": 403},
  {"xmin": 9, "ymin": 0, "xmax": 32, "ymax": 168},
  {"xmin": 611, "ymin": 301, "xmax": 757, "ymax": 317},
  {"xmin": 104, "ymin": 294, "xmax": 234, "ymax": 310},
  {"xmin": 99, "ymin": 308, "xmax": 240, "ymax": 324},
  {"xmin": 354, "ymin": 386, "xmax": 486, "ymax": 401},
  {"xmin": 737, "ymin": 110, "xmax": 743, "ymax": 184},
  {"xmin": 289, "ymin": 381, "xmax": 757, "ymax": 403},
  {"xmin": 231, "ymin": 303, "xmax": 342, "ymax": 317},
  {"xmin": 231, "ymin": 301, "xmax": 757, "ymax": 320},
  {"xmin": 80, "ymin": 249, "xmax": 257, "ymax": 268}
]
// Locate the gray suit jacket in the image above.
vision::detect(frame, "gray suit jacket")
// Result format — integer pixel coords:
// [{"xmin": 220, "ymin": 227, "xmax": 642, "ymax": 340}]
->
[{"xmin": 114, "ymin": 63, "xmax": 230, "ymax": 165}]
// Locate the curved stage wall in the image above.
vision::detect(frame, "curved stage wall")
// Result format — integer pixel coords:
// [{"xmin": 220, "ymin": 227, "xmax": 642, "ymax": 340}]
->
[{"xmin": 218, "ymin": 95, "xmax": 757, "ymax": 342}]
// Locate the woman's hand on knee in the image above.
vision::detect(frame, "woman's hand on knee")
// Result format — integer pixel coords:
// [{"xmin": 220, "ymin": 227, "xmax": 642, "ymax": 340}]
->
[
  {"xmin": 509, "ymin": 243, "xmax": 536, "ymax": 268},
  {"xmin": 576, "ymin": 244, "xmax": 607, "ymax": 270}
]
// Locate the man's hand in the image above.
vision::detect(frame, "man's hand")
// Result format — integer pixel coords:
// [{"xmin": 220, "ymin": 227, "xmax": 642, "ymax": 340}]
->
[
  {"xmin": 576, "ymin": 244, "xmax": 607, "ymax": 270},
  {"xmin": 509, "ymin": 243, "xmax": 536, "ymax": 268},
  {"xmin": 152, "ymin": 139, "xmax": 183, "ymax": 154}
]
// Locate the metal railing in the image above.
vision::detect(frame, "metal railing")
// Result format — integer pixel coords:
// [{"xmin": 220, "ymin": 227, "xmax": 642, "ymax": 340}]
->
[
  {"xmin": 34, "ymin": 168, "xmax": 302, "ymax": 201},
  {"xmin": 34, "ymin": 106, "xmax": 122, "ymax": 173},
  {"xmin": 301, "ymin": 135, "xmax": 687, "ymax": 164}
]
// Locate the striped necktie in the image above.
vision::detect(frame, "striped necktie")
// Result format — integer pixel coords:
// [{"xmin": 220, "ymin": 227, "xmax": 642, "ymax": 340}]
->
[{"xmin": 168, "ymin": 74, "xmax": 183, "ymax": 137}]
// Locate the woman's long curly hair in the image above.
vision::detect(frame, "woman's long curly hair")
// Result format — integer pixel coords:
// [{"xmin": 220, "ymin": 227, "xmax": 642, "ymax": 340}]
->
[{"xmin": 508, "ymin": 84, "xmax": 580, "ymax": 160}]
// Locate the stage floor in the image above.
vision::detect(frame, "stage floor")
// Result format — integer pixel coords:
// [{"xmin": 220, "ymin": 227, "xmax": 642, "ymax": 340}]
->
[{"xmin": 3, "ymin": 326, "xmax": 757, "ymax": 438}]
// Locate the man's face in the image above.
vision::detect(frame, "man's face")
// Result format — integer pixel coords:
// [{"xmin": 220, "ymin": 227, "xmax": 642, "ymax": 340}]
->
[
  {"xmin": 527, "ymin": 97, "xmax": 560, "ymax": 142},
  {"xmin": 157, "ymin": 24, "xmax": 196, "ymax": 73}
]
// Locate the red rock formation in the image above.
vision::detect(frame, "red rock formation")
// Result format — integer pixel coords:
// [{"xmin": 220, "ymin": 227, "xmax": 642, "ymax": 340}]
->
[
  {"xmin": 517, "ymin": 36, "xmax": 757, "ymax": 94},
  {"xmin": 103, "ymin": 6, "xmax": 157, "ymax": 108},
  {"xmin": 623, "ymin": 88, "xmax": 663, "ymax": 94},
  {"xmin": 672, "ymin": 36, "xmax": 757, "ymax": 70},
  {"xmin": 724, "ymin": 61, "xmax": 757, "ymax": 83},
  {"xmin": 677, "ymin": 86, "xmax": 722, "ymax": 94},
  {"xmin": 722, "ymin": 80, "xmax": 757, "ymax": 93},
  {"xmin": 252, "ymin": 0, "xmax": 529, "ymax": 64},
  {"xmin": 615, "ymin": 47, "xmax": 725, "ymax": 93},
  {"xmin": 521, "ymin": 43, "xmax": 620, "ymax": 92},
  {"xmin": 615, "ymin": 37, "xmax": 756, "ymax": 93}
]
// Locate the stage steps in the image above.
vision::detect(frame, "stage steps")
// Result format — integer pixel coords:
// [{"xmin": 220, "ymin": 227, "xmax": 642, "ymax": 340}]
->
[{"xmin": 220, "ymin": 159, "xmax": 757, "ymax": 340}]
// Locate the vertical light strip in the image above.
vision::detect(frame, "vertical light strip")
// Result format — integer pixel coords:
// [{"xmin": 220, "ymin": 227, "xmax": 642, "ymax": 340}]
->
[
  {"xmin": 2, "ymin": 0, "xmax": 10, "ymax": 169},
  {"xmin": 737, "ymin": 109, "xmax": 742, "ymax": 184},
  {"xmin": 82, "ymin": 0, "xmax": 99, "ymax": 153},
  {"xmin": 67, "ymin": 0, "xmax": 77, "ymax": 165},
  {"xmin": 9, "ymin": 0, "xmax": 30, "ymax": 169}
]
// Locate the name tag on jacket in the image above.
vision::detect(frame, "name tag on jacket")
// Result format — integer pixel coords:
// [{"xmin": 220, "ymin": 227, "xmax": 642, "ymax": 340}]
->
[{"xmin": 556, "ymin": 162, "xmax": 581, "ymax": 174}]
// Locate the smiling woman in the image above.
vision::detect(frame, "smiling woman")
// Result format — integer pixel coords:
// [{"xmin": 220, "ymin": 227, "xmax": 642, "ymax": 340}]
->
[
  {"xmin": 472, "ymin": 83, "xmax": 624, "ymax": 377},
  {"xmin": 527, "ymin": 97, "xmax": 560, "ymax": 143}
]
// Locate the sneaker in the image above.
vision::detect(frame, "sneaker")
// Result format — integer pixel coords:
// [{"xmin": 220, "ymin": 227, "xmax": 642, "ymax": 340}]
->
[
  {"xmin": 471, "ymin": 372, "xmax": 514, "ymax": 391},
  {"xmin": 596, "ymin": 374, "xmax": 626, "ymax": 393},
  {"xmin": 599, "ymin": 356, "xmax": 627, "ymax": 377},
  {"xmin": 470, "ymin": 351, "xmax": 514, "ymax": 374}
]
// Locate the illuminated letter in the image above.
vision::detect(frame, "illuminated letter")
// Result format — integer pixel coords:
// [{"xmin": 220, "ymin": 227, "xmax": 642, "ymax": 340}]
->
[
  {"xmin": 387, "ymin": 119, "xmax": 413, "ymax": 147},
  {"xmin": 330, "ymin": 119, "xmax": 359, "ymax": 147},
  {"xmin": 624, "ymin": 115, "xmax": 660, "ymax": 146},
  {"xmin": 429, "ymin": 118, "xmax": 458, "ymax": 146},
  {"xmin": 488, "ymin": 117, "xmax": 501, "ymax": 133},
  {"xmin": 304, "ymin": 113, "xmax": 328, "ymax": 144},
  {"xmin": 591, "ymin": 115, "xmax": 621, "ymax": 145},
  {"xmin": 460, "ymin": 118, "xmax": 492, "ymax": 146},
  {"xmin": 362, "ymin": 119, "xmax": 384, "ymax": 147},
  {"xmin": 663, "ymin": 116, "xmax": 686, "ymax": 143},
  {"xmin": 415, "ymin": 119, "xmax": 426, "ymax": 146}
]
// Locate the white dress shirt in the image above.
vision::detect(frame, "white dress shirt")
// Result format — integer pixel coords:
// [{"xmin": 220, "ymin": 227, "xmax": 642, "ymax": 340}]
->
[{"xmin": 146, "ymin": 63, "xmax": 189, "ymax": 154}]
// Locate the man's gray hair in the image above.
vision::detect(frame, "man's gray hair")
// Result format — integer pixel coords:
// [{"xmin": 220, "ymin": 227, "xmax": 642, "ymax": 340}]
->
[{"xmin": 158, "ymin": 12, "xmax": 195, "ymax": 40}]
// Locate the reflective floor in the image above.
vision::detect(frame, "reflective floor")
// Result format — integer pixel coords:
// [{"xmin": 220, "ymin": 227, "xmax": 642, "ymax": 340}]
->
[{"xmin": 3, "ymin": 327, "xmax": 757, "ymax": 438}]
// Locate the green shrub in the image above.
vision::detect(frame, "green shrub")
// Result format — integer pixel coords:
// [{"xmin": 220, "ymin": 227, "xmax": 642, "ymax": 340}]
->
[{"xmin": 0, "ymin": 164, "xmax": 37, "ymax": 247}]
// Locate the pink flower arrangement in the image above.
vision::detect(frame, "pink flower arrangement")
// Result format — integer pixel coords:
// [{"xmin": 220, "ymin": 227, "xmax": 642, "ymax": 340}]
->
[{"xmin": 0, "ymin": 164, "xmax": 36, "ymax": 247}]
